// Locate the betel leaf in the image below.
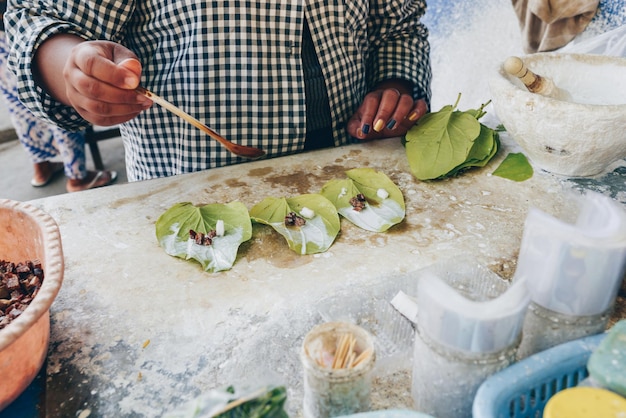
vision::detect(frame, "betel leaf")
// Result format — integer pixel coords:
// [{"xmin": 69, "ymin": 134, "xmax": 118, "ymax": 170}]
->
[
  {"xmin": 155, "ymin": 201, "xmax": 252, "ymax": 273},
  {"xmin": 492, "ymin": 152, "xmax": 534, "ymax": 182},
  {"xmin": 405, "ymin": 104, "xmax": 481, "ymax": 180},
  {"xmin": 320, "ymin": 167, "xmax": 405, "ymax": 232},
  {"xmin": 249, "ymin": 194, "xmax": 340, "ymax": 255},
  {"xmin": 446, "ymin": 127, "xmax": 501, "ymax": 177},
  {"xmin": 405, "ymin": 95, "xmax": 502, "ymax": 180}
]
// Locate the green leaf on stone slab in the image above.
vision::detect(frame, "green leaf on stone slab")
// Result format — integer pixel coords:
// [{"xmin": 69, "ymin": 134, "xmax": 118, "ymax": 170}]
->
[
  {"xmin": 492, "ymin": 152, "xmax": 534, "ymax": 182},
  {"xmin": 405, "ymin": 102, "xmax": 481, "ymax": 180},
  {"xmin": 155, "ymin": 201, "xmax": 252, "ymax": 273},
  {"xmin": 249, "ymin": 194, "xmax": 340, "ymax": 255},
  {"xmin": 404, "ymin": 94, "xmax": 501, "ymax": 180},
  {"xmin": 320, "ymin": 167, "xmax": 405, "ymax": 232}
]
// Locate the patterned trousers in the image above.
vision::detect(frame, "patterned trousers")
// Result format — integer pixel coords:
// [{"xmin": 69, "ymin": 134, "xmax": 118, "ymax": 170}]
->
[{"xmin": 0, "ymin": 32, "xmax": 87, "ymax": 180}]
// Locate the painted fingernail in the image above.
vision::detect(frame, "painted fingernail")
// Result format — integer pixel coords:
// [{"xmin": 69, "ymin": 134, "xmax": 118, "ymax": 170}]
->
[
  {"xmin": 373, "ymin": 119, "xmax": 384, "ymax": 132},
  {"xmin": 361, "ymin": 124, "xmax": 370, "ymax": 134},
  {"xmin": 386, "ymin": 119, "xmax": 397, "ymax": 130},
  {"xmin": 408, "ymin": 111, "xmax": 419, "ymax": 121}
]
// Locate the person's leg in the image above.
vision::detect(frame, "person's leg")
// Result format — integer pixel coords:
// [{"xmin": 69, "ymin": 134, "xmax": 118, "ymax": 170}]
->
[
  {"xmin": 1, "ymin": 32, "xmax": 116, "ymax": 192},
  {"xmin": 51, "ymin": 127, "xmax": 117, "ymax": 192},
  {"xmin": 0, "ymin": 32, "xmax": 64, "ymax": 186}
]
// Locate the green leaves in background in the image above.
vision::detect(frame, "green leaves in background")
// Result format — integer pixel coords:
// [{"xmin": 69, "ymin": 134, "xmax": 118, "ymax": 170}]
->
[
  {"xmin": 164, "ymin": 385, "xmax": 288, "ymax": 418},
  {"xmin": 492, "ymin": 152, "xmax": 534, "ymax": 181},
  {"xmin": 213, "ymin": 386, "xmax": 288, "ymax": 418},
  {"xmin": 320, "ymin": 168, "xmax": 405, "ymax": 232},
  {"xmin": 405, "ymin": 94, "xmax": 500, "ymax": 180},
  {"xmin": 155, "ymin": 201, "xmax": 252, "ymax": 273},
  {"xmin": 249, "ymin": 194, "xmax": 340, "ymax": 255}
]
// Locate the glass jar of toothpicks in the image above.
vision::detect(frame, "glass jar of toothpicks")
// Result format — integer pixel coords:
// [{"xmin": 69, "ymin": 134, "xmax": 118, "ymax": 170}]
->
[{"xmin": 300, "ymin": 321, "xmax": 376, "ymax": 418}]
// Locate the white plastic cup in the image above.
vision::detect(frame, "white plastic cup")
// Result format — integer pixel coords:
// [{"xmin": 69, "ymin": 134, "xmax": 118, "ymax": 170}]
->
[{"xmin": 300, "ymin": 322, "xmax": 376, "ymax": 418}]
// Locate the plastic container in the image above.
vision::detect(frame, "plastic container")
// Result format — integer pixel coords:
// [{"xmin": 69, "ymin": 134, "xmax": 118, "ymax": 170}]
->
[
  {"xmin": 410, "ymin": 261, "xmax": 530, "ymax": 418},
  {"xmin": 517, "ymin": 302, "xmax": 611, "ymax": 360},
  {"xmin": 587, "ymin": 319, "xmax": 626, "ymax": 397},
  {"xmin": 316, "ymin": 281, "xmax": 414, "ymax": 375},
  {"xmin": 301, "ymin": 322, "xmax": 376, "ymax": 418},
  {"xmin": 543, "ymin": 386, "xmax": 626, "ymax": 417},
  {"xmin": 472, "ymin": 333, "xmax": 606, "ymax": 418},
  {"xmin": 515, "ymin": 191, "xmax": 626, "ymax": 359}
]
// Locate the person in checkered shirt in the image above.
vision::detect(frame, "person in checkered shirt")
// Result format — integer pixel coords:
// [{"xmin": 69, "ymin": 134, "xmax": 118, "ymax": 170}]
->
[{"xmin": 5, "ymin": 0, "xmax": 431, "ymax": 181}]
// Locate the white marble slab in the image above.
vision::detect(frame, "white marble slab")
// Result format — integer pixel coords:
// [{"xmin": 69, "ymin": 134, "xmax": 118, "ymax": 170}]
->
[{"xmin": 30, "ymin": 136, "xmax": 584, "ymax": 416}]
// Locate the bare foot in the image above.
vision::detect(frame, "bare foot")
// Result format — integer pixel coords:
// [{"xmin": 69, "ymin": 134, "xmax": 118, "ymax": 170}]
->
[{"xmin": 66, "ymin": 170, "xmax": 118, "ymax": 192}]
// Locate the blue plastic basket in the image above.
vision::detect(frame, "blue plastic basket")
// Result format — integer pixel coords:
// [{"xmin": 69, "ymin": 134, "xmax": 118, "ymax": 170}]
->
[{"xmin": 472, "ymin": 333, "xmax": 606, "ymax": 418}]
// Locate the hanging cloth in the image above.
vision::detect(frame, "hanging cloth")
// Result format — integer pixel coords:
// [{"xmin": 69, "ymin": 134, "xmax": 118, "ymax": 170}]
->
[{"xmin": 511, "ymin": 0, "xmax": 600, "ymax": 52}]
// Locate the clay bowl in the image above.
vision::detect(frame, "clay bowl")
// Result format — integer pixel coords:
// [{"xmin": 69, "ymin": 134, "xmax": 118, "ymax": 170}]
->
[
  {"xmin": 0, "ymin": 199, "xmax": 63, "ymax": 410},
  {"xmin": 489, "ymin": 53, "xmax": 626, "ymax": 177}
]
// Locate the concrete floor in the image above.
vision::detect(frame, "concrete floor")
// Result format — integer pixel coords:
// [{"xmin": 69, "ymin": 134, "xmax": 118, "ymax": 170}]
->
[{"xmin": 0, "ymin": 129, "xmax": 127, "ymax": 203}]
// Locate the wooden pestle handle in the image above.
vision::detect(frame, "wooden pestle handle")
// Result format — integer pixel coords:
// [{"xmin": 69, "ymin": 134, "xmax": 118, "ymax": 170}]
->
[{"xmin": 503, "ymin": 56, "xmax": 545, "ymax": 93}]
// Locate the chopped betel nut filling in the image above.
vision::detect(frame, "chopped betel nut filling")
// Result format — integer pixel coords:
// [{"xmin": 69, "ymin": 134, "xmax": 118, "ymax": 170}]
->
[
  {"xmin": 0, "ymin": 259, "xmax": 44, "ymax": 330},
  {"xmin": 285, "ymin": 211, "xmax": 306, "ymax": 227},
  {"xmin": 349, "ymin": 193, "xmax": 367, "ymax": 212},
  {"xmin": 189, "ymin": 229, "xmax": 217, "ymax": 246}
]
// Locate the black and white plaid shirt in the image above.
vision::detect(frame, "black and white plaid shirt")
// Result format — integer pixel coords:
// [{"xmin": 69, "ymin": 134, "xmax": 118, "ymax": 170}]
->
[{"xmin": 6, "ymin": 0, "xmax": 431, "ymax": 181}]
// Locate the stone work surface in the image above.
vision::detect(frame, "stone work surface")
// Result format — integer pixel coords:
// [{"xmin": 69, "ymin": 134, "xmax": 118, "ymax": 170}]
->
[{"xmin": 29, "ymin": 135, "xmax": 625, "ymax": 417}]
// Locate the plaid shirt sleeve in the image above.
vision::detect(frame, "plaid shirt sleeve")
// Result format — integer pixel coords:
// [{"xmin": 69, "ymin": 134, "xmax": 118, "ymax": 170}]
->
[
  {"xmin": 5, "ymin": 0, "xmax": 135, "ymax": 131},
  {"xmin": 6, "ymin": 0, "xmax": 431, "ymax": 181},
  {"xmin": 367, "ymin": 0, "xmax": 431, "ymax": 102}
]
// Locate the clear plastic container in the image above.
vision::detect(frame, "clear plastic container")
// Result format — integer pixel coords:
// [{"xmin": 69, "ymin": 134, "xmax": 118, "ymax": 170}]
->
[
  {"xmin": 409, "ymin": 261, "xmax": 529, "ymax": 418},
  {"xmin": 301, "ymin": 322, "xmax": 376, "ymax": 418},
  {"xmin": 516, "ymin": 301, "xmax": 609, "ymax": 359},
  {"xmin": 515, "ymin": 191, "xmax": 626, "ymax": 359},
  {"xmin": 412, "ymin": 322, "xmax": 520, "ymax": 418}
]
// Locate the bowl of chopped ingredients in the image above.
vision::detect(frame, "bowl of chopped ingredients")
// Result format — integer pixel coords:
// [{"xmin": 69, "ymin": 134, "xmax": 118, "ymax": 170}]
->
[
  {"xmin": 489, "ymin": 53, "xmax": 626, "ymax": 177},
  {"xmin": 0, "ymin": 199, "xmax": 64, "ymax": 410}
]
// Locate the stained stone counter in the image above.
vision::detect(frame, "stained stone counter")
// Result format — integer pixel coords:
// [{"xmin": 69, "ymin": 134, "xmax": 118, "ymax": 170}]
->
[{"xmin": 28, "ymin": 135, "xmax": 626, "ymax": 417}]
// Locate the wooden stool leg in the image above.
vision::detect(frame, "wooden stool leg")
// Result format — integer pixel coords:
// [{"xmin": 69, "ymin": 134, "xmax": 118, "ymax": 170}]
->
[
  {"xmin": 87, "ymin": 138, "xmax": 105, "ymax": 170},
  {"xmin": 84, "ymin": 126, "xmax": 121, "ymax": 171}
]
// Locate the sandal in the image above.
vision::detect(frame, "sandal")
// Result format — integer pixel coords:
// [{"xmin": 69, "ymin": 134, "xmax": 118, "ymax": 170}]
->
[
  {"xmin": 66, "ymin": 170, "xmax": 118, "ymax": 193},
  {"xmin": 31, "ymin": 162, "xmax": 64, "ymax": 187}
]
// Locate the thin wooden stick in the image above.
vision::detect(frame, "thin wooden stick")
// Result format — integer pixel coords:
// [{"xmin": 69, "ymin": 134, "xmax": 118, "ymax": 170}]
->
[
  {"xmin": 136, "ymin": 86, "xmax": 265, "ymax": 159},
  {"xmin": 327, "ymin": 333, "xmax": 372, "ymax": 370},
  {"xmin": 332, "ymin": 334, "xmax": 348, "ymax": 369},
  {"xmin": 346, "ymin": 351, "xmax": 356, "ymax": 369},
  {"xmin": 341, "ymin": 335, "xmax": 356, "ymax": 368},
  {"xmin": 352, "ymin": 348, "xmax": 373, "ymax": 367}
]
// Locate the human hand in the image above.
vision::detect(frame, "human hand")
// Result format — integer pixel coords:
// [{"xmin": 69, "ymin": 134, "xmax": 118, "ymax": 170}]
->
[
  {"xmin": 347, "ymin": 86, "xmax": 428, "ymax": 141},
  {"xmin": 62, "ymin": 40, "xmax": 152, "ymax": 126}
]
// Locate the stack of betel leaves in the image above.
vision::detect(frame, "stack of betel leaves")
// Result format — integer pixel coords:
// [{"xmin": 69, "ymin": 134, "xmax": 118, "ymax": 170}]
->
[{"xmin": 404, "ymin": 93, "xmax": 500, "ymax": 180}]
